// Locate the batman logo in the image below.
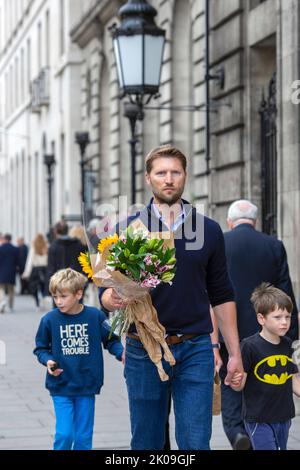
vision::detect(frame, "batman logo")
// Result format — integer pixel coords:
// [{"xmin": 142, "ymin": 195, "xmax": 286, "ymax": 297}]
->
[{"xmin": 254, "ymin": 355, "xmax": 293, "ymax": 385}]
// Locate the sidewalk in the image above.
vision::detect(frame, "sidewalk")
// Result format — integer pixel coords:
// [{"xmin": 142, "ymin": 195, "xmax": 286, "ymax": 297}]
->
[{"xmin": 0, "ymin": 295, "xmax": 300, "ymax": 450}]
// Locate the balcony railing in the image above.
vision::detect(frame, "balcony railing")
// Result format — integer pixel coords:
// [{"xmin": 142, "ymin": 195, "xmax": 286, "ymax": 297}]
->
[{"xmin": 30, "ymin": 67, "xmax": 50, "ymax": 113}]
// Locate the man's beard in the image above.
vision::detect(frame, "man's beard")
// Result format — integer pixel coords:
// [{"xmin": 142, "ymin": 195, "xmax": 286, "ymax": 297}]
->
[{"xmin": 152, "ymin": 187, "xmax": 184, "ymax": 206}]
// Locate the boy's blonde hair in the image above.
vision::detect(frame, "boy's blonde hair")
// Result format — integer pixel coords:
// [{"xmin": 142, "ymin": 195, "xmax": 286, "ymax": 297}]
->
[
  {"xmin": 251, "ymin": 282, "xmax": 293, "ymax": 317},
  {"xmin": 49, "ymin": 268, "xmax": 87, "ymax": 295}
]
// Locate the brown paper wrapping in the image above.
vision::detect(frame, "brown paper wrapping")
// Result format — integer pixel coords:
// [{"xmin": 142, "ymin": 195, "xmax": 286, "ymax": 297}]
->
[
  {"xmin": 212, "ymin": 373, "xmax": 221, "ymax": 415},
  {"xmin": 90, "ymin": 220, "xmax": 176, "ymax": 381}
]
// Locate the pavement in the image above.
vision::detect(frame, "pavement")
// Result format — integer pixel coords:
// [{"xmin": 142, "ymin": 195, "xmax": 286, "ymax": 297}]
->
[{"xmin": 0, "ymin": 294, "xmax": 300, "ymax": 450}]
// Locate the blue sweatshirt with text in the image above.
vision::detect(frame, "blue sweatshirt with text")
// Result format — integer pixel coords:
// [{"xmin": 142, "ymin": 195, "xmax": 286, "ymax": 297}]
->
[{"xmin": 33, "ymin": 306, "xmax": 123, "ymax": 396}]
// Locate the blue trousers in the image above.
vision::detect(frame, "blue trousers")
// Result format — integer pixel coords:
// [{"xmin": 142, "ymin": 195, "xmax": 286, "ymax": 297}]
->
[
  {"xmin": 244, "ymin": 421, "xmax": 291, "ymax": 450},
  {"xmin": 52, "ymin": 395, "xmax": 95, "ymax": 450},
  {"xmin": 124, "ymin": 334, "xmax": 214, "ymax": 450}
]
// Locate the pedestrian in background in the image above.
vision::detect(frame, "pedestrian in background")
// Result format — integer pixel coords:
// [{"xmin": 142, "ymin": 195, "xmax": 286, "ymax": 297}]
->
[
  {"xmin": 220, "ymin": 199, "xmax": 299, "ymax": 450},
  {"xmin": 33, "ymin": 268, "xmax": 123, "ymax": 450},
  {"xmin": 46, "ymin": 221, "xmax": 86, "ymax": 291},
  {"xmin": 0, "ymin": 234, "xmax": 20, "ymax": 313},
  {"xmin": 69, "ymin": 225, "xmax": 88, "ymax": 248},
  {"xmin": 16, "ymin": 236, "xmax": 29, "ymax": 294},
  {"xmin": 22, "ymin": 233, "xmax": 48, "ymax": 311}
]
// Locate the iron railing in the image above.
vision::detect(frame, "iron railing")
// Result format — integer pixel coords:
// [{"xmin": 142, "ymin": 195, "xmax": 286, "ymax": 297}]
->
[{"xmin": 259, "ymin": 72, "xmax": 277, "ymax": 237}]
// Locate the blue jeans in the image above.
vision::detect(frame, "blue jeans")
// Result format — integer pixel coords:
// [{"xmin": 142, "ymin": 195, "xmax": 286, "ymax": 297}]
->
[
  {"xmin": 244, "ymin": 421, "xmax": 291, "ymax": 450},
  {"xmin": 52, "ymin": 395, "xmax": 95, "ymax": 450},
  {"xmin": 124, "ymin": 334, "xmax": 214, "ymax": 450}
]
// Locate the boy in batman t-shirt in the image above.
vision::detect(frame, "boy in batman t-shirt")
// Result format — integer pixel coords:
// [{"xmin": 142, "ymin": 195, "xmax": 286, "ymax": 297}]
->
[{"xmin": 232, "ymin": 283, "xmax": 300, "ymax": 450}]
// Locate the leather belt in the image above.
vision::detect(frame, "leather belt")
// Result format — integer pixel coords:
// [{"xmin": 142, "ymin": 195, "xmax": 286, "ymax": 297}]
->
[{"xmin": 127, "ymin": 332, "xmax": 198, "ymax": 345}]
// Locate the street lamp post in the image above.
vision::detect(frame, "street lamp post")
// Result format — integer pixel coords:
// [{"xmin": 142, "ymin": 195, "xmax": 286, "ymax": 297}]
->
[
  {"xmin": 43, "ymin": 153, "xmax": 55, "ymax": 231},
  {"xmin": 123, "ymin": 102, "xmax": 144, "ymax": 205},
  {"xmin": 75, "ymin": 132, "xmax": 90, "ymax": 206},
  {"xmin": 111, "ymin": 0, "xmax": 166, "ymax": 204}
]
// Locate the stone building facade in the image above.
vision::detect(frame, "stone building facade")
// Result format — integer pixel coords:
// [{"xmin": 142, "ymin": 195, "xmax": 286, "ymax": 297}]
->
[
  {"xmin": 0, "ymin": 0, "xmax": 84, "ymax": 241},
  {"xmin": 70, "ymin": 0, "xmax": 300, "ymax": 295},
  {"xmin": 0, "ymin": 0, "xmax": 299, "ymax": 295}
]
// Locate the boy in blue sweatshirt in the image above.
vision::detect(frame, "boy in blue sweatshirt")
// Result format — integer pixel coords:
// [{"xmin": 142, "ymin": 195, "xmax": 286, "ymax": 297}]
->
[{"xmin": 33, "ymin": 268, "xmax": 123, "ymax": 450}]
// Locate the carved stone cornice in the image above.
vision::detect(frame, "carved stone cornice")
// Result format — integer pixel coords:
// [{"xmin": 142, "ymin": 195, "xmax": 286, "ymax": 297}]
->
[{"xmin": 70, "ymin": 0, "xmax": 126, "ymax": 48}]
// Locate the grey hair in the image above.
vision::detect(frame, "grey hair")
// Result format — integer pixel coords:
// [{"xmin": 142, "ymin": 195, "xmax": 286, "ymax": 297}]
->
[{"xmin": 227, "ymin": 200, "xmax": 258, "ymax": 222}]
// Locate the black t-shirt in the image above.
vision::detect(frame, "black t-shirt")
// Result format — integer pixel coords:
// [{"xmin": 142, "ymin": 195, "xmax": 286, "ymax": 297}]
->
[{"xmin": 241, "ymin": 333, "xmax": 298, "ymax": 423}]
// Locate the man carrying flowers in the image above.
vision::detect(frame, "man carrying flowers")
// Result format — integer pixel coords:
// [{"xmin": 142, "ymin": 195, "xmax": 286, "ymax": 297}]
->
[{"xmin": 99, "ymin": 145, "xmax": 243, "ymax": 450}]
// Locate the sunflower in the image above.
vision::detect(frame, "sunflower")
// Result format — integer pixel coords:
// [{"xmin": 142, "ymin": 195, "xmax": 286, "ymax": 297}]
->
[
  {"xmin": 78, "ymin": 252, "xmax": 93, "ymax": 279},
  {"xmin": 98, "ymin": 233, "xmax": 119, "ymax": 253}
]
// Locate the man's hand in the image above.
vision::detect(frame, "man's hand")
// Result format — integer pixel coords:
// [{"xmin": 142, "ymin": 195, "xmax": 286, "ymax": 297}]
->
[
  {"xmin": 47, "ymin": 360, "xmax": 63, "ymax": 377},
  {"xmin": 101, "ymin": 288, "xmax": 129, "ymax": 311},
  {"xmin": 224, "ymin": 355, "xmax": 244, "ymax": 388}
]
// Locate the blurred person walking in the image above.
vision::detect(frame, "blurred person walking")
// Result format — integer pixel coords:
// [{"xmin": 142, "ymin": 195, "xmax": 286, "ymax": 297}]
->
[
  {"xmin": 47, "ymin": 221, "xmax": 86, "ymax": 289},
  {"xmin": 0, "ymin": 234, "xmax": 20, "ymax": 313},
  {"xmin": 22, "ymin": 234, "xmax": 48, "ymax": 311},
  {"xmin": 16, "ymin": 237, "xmax": 29, "ymax": 294}
]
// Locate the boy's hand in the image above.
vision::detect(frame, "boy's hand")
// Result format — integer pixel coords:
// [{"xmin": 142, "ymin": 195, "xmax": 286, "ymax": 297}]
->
[
  {"xmin": 47, "ymin": 360, "xmax": 63, "ymax": 376},
  {"xmin": 121, "ymin": 350, "xmax": 125, "ymax": 365},
  {"xmin": 230, "ymin": 372, "xmax": 244, "ymax": 390}
]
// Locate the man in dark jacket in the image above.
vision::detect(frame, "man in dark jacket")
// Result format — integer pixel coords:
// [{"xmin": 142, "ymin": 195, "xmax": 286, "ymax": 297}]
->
[
  {"xmin": 220, "ymin": 199, "xmax": 299, "ymax": 450},
  {"xmin": 47, "ymin": 221, "xmax": 86, "ymax": 290},
  {"xmin": 17, "ymin": 237, "xmax": 29, "ymax": 294},
  {"xmin": 0, "ymin": 234, "xmax": 20, "ymax": 313}
]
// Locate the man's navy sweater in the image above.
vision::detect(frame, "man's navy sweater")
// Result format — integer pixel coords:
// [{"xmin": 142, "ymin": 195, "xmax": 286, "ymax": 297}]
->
[
  {"xmin": 99, "ymin": 199, "xmax": 235, "ymax": 335},
  {"xmin": 33, "ymin": 306, "xmax": 123, "ymax": 396}
]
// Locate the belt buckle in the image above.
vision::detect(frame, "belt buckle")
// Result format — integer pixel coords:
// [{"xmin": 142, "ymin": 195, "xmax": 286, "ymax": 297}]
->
[{"xmin": 166, "ymin": 335, "xmax": 182, "ymax": 345}]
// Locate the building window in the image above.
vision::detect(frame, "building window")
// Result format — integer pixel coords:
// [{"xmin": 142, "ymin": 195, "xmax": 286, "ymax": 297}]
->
[
  {"xmin": 27, "ymin": 38, "xmax": 31, "ymax": 93},
  {"xmin": 45, "ymin": 9, "xmax": 50, "ymax": 66},
  {"xmin": 15, "ymin": 56, "xmax": 19, "ymax": 108},
  {"xmin": 60, "ymin": 0, "xmax": 65, "ymax": 56},
  {"xmin": 37, "ymin": 22, "xmax": 42, "ymax": 70},
  {"xmin": 21, "ymin": 48, "xmax": 25, "ymax": 102}
]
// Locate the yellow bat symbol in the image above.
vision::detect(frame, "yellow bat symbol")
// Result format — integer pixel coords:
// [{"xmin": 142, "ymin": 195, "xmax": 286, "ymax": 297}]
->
[{"xmin": 254, "ymin": 355, "xmax": 293, "ymax": 385}]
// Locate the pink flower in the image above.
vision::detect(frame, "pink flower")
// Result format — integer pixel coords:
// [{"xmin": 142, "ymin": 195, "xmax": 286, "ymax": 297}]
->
[
  {"xmin": 140, "ymin": 276, "xmax": 161, "ymax": 288},
  {"xmin": 144, "ymin": 255, "xmax": 152, "ymax": 266},
  {"xmin": 158, "ymin": 265, "xmax": 169, "ymax": 274}
]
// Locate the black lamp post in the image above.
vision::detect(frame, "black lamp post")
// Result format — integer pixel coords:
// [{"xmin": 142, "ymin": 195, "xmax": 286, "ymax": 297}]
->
[
  {"xmin": 111, "ymin": 0, "xmax": 166, "ymax": 204},
  {"xmin": 75, "ymin": 131, "xmax": 90, "ymax": 206},
  {"xmin": 43, "ymin": 153, "xmax": 55, "ymax": 231}
]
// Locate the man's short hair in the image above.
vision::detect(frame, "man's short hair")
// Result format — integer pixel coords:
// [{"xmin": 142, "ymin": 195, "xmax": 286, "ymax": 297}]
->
[
  {"xmin": 49, "ymin": 268, "xmax": 87, "ymax": 295},
  {"xmin": 55, "ymin": 221, "xmax": 69, "ymax": 236},
  {"xmin": 145, "ymin": 145, "xmax": 187, "ymax": 173},
  {"xmin": 227, "ymin": 200, "xmax": 258, "ymax": 222},
  {"xmin": 4, "ymin": 234, "xmax": 12, "ymax": 242},
  {"xmin": 251, "ymin": 282, "xmax": 293, "ymax": 317}
]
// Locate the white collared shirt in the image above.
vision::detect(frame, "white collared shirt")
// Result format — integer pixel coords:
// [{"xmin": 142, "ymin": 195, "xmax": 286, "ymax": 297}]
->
[{"xmin": 152, "ymin": 201, "xmax": 186, "ymax": 231}]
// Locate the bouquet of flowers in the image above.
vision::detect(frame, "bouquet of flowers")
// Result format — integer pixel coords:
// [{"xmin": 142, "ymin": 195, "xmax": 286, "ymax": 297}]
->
[{"xmin": 78, "ymin": 219, "xmax": 176, "ymax": 381}]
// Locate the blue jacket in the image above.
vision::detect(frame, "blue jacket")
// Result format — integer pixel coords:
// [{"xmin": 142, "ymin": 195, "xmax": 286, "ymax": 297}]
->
[
  {"xmin": 224, "ymin": 223, "xmax": 299, "ymax": 341},
  {"xmin": 33, "ymin": 306, "xmax": 123, "ymax": 396},
  {"xmin": 0, "ymin": 242, "xmax": 20, "ymax": 284},
  {"xmin": 100, "ymin": 199, "xmax": 235, "ymax": 335}
]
